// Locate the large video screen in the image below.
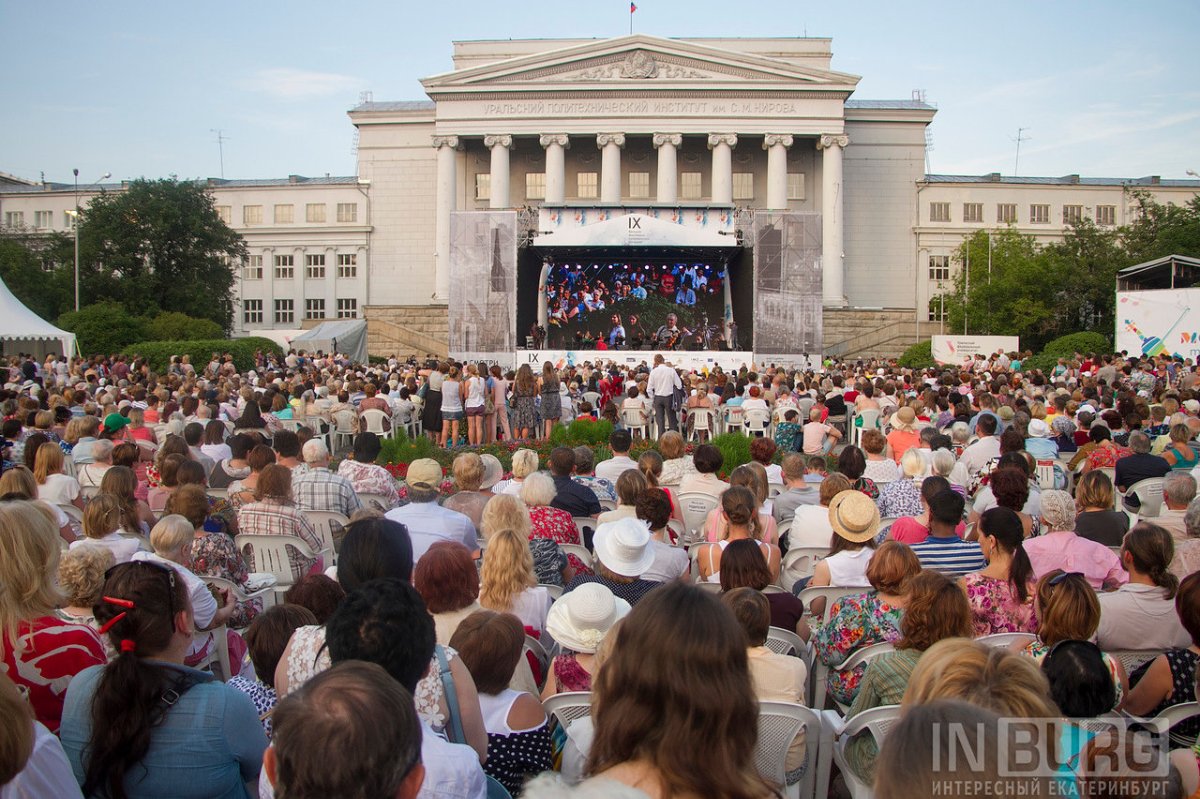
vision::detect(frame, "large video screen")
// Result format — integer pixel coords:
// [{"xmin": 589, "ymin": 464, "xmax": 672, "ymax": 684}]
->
[{"xmin": 538, "ymin": 260, "xmax": 736, "ymax": 350}]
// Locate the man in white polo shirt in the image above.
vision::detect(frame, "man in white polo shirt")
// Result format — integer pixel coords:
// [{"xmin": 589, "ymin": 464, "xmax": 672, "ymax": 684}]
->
[{"xmin": 647, "ymin": 354, "xmax": 682, "ymax": 434}]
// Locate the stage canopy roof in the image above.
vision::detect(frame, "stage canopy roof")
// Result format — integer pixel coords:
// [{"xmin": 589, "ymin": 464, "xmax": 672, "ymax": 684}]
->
[
  {"xmin": 0, "ymin": 275, "xmax": 76, "ymax": 355},
  {"xmin": 533, "ymin": 211, "xmax": 739, "ymax": 249},
  {"xmin": 291, "ymin": 320, "xmax": 368, "ymax": 364},
  {"xmin": 1117, "ymin": 254, "xmax": 1200, "ymax": 291}
]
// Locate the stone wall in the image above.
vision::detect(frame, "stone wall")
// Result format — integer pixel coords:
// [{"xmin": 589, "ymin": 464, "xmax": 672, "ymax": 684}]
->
[{"xmin": 365, "ymin": 305, "xmax": 449, "ymax": 358}]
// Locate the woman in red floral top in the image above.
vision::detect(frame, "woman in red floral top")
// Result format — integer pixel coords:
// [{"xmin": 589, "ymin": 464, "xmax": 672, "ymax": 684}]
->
[
  {"xmin": 1, "ymin": 500, "xmax": 106, "ymax": 733},
  {"xmin": 520, "ymin": 472, "xmax": 590, "ymax": 575},
  {"xmin": 1082, "ymin": 426, "xmax": 1131, "ymax": 472}
]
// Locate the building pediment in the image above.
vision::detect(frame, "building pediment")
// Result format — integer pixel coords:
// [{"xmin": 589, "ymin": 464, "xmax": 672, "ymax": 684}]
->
[{"xmin": 422, "ymin": 35, "xmax": 859, "ymax": 95}]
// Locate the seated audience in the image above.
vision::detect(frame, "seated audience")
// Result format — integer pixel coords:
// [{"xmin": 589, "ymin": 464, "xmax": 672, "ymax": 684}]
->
[
  {"xmin": 861, "ymin": 429, "xmax": 901, "ymax": 484},
  {"xmin": 228, "ymin": 604, "xmax": 318, "ymax": 738},
  {"xmin": 291, "ymin": 439, "xmax": 361, "ymax": 517},
  {"xmin": 1024, "ymin": 489, "xmax": 1127, "ymax": 590},
  {"xmin": 1172, "ymin": 497, "xmax": 1200, "ymax": 580},
  {"xmin": 385, "ymin": 458, "xmax": 478, "ymax": 561},
  {"xmin": 335, "ymin": 432, "xmax": 400, "ymax": 509},
  {"xmin": 69, "ymin": 493, "xmax": 145, "ymax": 564},
  {"xmin": 678, "ymin": 443, "xmax": 729, "ymax": 498},
  {"xmin": 962, "ymin": 507, "xmax": 1036, "ymax": 635},
  {"xmin": 1158, "ymin": 471, "xmax": 1197, "ymax": 540},
  {"xmin": 877, "ymin": 449, "xmax": 927, "ymax": 519},
  {"xmin": 696, "ymin": 486, "xmax": 781, "ymax": 584},
  {"xmin": 809, "ymin": 489, "xmax": 881, "ymax": 600},
  {"xmin": 479, "ymin": 528, "xmax": 553, "ymax": 635},
  {"xmin": 634, "ymin": 487, "xmax": 689, "ymax": 581},
  {"xmin": 594, "ymin": 429, "xmax": 637, "ymax": 483},
  {"xmin": 483, "ymin": 492, "xmax": 569, "ymax": 588},
  {"xmin": 910, "ymin": 490, "xmax": 985, "ymax": 577},
  {"xmin": 564, "ymin": 517, "xmax": 662, "ymax": 605},
  {"xmin": 547, "ymin": 446, "xmax": 602, "ymax": 518},
  {"xmin": 542, "ymin": 582, "xmax": 628, "ymax": 699},
  {"xmin": 597, "ymin": 468, "xmax": 646, "ymax": 525},
  {"xmin": 443, "ymin": 452, "xmax": 493, "ymax": 530},
  {"xmin": 771, "ymin": 452, "xmax": 821, "ymax": 530},
  {"xmin": 413, "ymin": 541, "xmax": 482, "ymax": 645},
  {"xmin": 238, "ymin": 464, "xmax": 325, "ymax": 581},
  {"xmin": 1096, "ymin": 522, "xmax": 1189, "ymax": 651},
  {"xmin": 1073, "ymin": 469, "xmax": 1131, "ymax": 546},
  {"xmin": 837, "ymin": 446, "xmax": 879, "ymax": 500}
]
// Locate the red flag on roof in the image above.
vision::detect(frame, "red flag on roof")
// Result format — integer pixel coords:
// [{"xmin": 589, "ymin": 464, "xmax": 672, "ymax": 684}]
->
[{"xmin": 630, "ymin": 2, "xmax": 637, "ymax": 11}]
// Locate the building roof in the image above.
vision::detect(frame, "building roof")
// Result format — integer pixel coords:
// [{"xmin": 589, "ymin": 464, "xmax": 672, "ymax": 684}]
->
[
  {"xmin": 0, "ymin": 175, "xmax": 360, "ymax": 194},
  {"xmin": 350, "ymin": 100, "xmax": 435, "ymax": 113},
  {"xmin": 1117, "ymin": 254, "xmax": 1200, "ymax": 291},
  {"xmin": 923, "ymin": 174, "xmax": 1200, "ymax": 188},
  {"xmin": 845, "ymin": 99, "xmax": 936, "ymax": 111}
]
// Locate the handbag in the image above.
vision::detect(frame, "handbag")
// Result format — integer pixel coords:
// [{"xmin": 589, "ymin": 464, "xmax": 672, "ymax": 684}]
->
[{"xmin": 436, "ymin": 645, "xmax": 467, "ymax": 745}]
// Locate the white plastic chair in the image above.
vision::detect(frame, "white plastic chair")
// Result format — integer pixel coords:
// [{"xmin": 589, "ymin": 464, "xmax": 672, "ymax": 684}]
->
[
  {"xmin": 356, "ymin": 492, "xmax": 394, "ymax": 512},
  {"xmin": 621, "ymin": 407, "xmax": 650, "ymax": 439},
  {"xmin": 767, "ymin": 482, "xmax": 785, "ymax": 498},
  {"xmin": 304, "ymin": 510, "xmax": 349, "ymax": 561},
  {"xmin": 744, "ymin": 408, "xmax": 772, "ymax": 438},
  {"xmin": 80, "ymin": 484, "xmax": 101, "ymax": 500},
  {"xmin": 721, "ymin": 406, "xmax": 745, "ymax": 435},
  {"xmin": 207, "ymin": 487, "xmax": 230, "ymax": 501},
  {"xmin": 234, "ymin": 533, "xmax": 326, "ymax": 600},
  {"xmin": 560, "ymin": 542, "xmax": 593, "ymax": 569},
  {"xmin": 796, "ymin": 585, "xmax": 864, "ymax": 625},
  {"xmin": 851, "ymin": 409, "xmax": 881, "ymax": 447},
  {"xmin": 537, "ymin": 583, "xmax": 564, "ymax": 600},
  {"xmin": 832, "ymin": 642, "xmax": 895, "ymax": 713},
  {"xmin": 755, "ymin": 701, "xmax": 826, "ymax": 799},
  {"xmin": 571, "ymin": 517, "xmax": 596, "ymax": 544},
  {"xmin": 1105, "ymin": 648, "xmax": 1163, "ymax": 676},
  {"xmin": 581, "ymin": 391, "xmax": 601, "ymax": 408},
  {"xmin": 360, "ymin": 409, "xmax": 391, "ymax": 439},
  {"xmin": 823, "ymin": 704, "xmax": 903, "ymax": 799},
  {"xmin": 542, "ymin": 691, "xmax": 593, "ymax": 730},
  {"xmin": 193, "ymin": 624, "xmax": 232, "ymax": 681},
  {"xmin": 686, "ymin": 407, "xmax": 715, "ymax": 442},
  {"xmin": 524, "ymin": 634, "xmax": 551, "ymax": 689},
  {"xmin": 976, "ymin": 632, "xmax": 1037, "ymax": 649},
  {"xmin": 1157, "ymin": 701, "xmax": 1200, "ymax": 733},
  {"xmin": 58, "ymin": 503, "xmax": 84, "ymax": 525},
  {"xmin": 1124, "ymin": 477, "xmax": 1165, "ymax": 518},
  {"xmin": 676, "ymin": 491, "xmax": 719, "ymax": 546},
  {"xmin": 765, "ymin": 627, "xmax": 809, "ymax": 662},
  {"xmin": 332, "ymin": 410, "xmax": 357, "ymax": 452},
  {"xmin": 781, "ymin": 547, "xmax": 829, "ymax": 593}
]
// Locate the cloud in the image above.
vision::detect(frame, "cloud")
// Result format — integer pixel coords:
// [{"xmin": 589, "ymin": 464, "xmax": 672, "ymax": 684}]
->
[{"xmin": 238, "ymin": 68, "xmax": 360, "ymax": 100}]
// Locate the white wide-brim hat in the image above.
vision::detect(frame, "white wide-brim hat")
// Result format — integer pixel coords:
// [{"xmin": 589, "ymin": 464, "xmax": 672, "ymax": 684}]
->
[
  {"xmin": 545, "ymin": 582, "xmax": 630, "ymax": 654},
  {"xmin": 592, "ymin": 517, "xmax": 656, "ymax": 579}
]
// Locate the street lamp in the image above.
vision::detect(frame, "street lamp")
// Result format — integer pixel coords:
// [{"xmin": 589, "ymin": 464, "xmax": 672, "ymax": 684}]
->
[{"xmin": 72, "ymin": 168, "xmax": 111, "ymax": 312}]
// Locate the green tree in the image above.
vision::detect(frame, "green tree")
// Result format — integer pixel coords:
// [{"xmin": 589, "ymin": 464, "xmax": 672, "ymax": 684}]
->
[
  {"xmin": 146, "ymin": 311, "xmax": 223, "ymax": 341},
  {"xmin": 77, "ymin": 178, "xmax": 245, "ymax": 331},
  {"xmin": 1121, "ymin": 192, "xmax": 1200, "ymax": 265},
  {"xmin": 0, "ymin": 231, "xmax": 75, "ymax": 321},
  {"xmin": 57, "ymin": 302, "xmax": 149, "ymax": 355}
]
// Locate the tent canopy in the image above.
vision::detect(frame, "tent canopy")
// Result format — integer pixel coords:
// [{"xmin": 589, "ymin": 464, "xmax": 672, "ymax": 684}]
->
[
  {"xmin": 0, "ymin": 275, "xmax": 76, "ymax": 356},
  {"xmin": 291, "ymin": 320, "xmax": 368, "ymax": 364}
]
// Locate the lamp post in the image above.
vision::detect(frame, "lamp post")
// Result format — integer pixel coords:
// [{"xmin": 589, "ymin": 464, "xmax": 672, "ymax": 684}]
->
[{"xmin": 72, "ymin": 169, "xmax": 111, "ymax": 312}]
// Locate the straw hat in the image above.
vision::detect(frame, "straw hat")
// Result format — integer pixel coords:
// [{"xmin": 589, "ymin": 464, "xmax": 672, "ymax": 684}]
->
[
  {"xmin": 828, "ymin": 490, "xmax": 881, "ymax": 543},
  {"xmin": 592, "ymin": 517, "xmax": 656, "ymax": 579},
  {"xmin": 479, "ymin": 454, "xmax": 503, "ymax": 491},
  {"xmin": 889, "ymin": 406, "xmax": 917, "ymax": 431},
  {"xmin": 545, "ymin": 582, "xmax": 630, "ymax": 654}
]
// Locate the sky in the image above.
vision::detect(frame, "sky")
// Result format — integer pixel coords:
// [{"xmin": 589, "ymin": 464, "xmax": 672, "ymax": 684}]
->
[{"xmin": 2, "ymin": 0, "xmax": 1197, "ymax": 186}]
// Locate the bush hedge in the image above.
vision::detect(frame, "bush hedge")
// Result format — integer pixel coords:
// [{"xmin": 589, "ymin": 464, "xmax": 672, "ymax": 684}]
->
[
  {"xmin": 58, "ymin": 302, "xmax": 149, "ymax": 355},
  {"xmin": 1040, "ymin": 331, "xmax": 1110, "ymax": 357},
  {"xmin": 128, "ymin": 336, "xmax": 283, "ymax": 373},
  {"xmin": 146, "ymin": 311, "xmax": 224, "ymax": 342},
  {"xmin": 898, "ymin": 340, "xmax": 934, "ymax": 370}
]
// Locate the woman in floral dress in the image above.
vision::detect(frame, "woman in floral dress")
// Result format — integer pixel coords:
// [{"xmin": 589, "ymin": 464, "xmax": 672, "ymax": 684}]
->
[
  {"xmin": 171, "ymin": 484, "xmax": 260, "ymax": 629},
  {"xmin": 813, "ymin": 541, "xmax": 920, "ymax": 707},
  {"xmin": 961, "ymin": 506, "xmax": 1036, "ymax": 636},
  {"xmin": 519, "ymin": 473, "xmax": 589, "ymax": 577}
]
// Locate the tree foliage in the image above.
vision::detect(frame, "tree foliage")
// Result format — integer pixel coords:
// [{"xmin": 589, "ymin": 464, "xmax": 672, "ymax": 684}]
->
[
  {"xmin": 78, "ymin": 178, "xmax": 245, "ymax": 330},
  {"xmin": 146, "ymin": 311, "xmax": 223, "ymax": 342},
  {"xmin": 0, "ymin": 231, "xmax": 74, "ymax": 321},
  {"xmin": 936, "ymin": 193, "xmax": 1200, "ymax": 350},
  {"xmin": 57, "ymin": 302, "xmax": 149, "ymax": 355}
]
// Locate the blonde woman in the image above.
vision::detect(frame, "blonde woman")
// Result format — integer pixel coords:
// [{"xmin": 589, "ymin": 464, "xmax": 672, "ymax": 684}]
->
[
  {"xmin": 0, "ymin": 465, "xmax": 74, "ymax": 543},
  {"xmin": 482, "ymin": 493, "xmax": 568, "ymax": 586},
  {"xmin": 462, "ymin": 363, "xmax": 487, "ymax": 446},
  {"xmin": 69, "ymin": 494, "xmax": 145, "ymax": 564},
  {"xmin": 440, "ymin": 365, "xmax": 464, "ymax": 448},
  {"xmin": 480, "ymin": 528, "xmax": 553, "ymax": 634},
  {"xmin": 495, "ymin": 449, "xmax": 538, "ymax": 496},
  {"xmin": 56, "ymin": 546, "xmax": 117, "ymax": 659},
  {"xmin": 34, "ymin": 443, "xmax": 83, "ymax": 510}
]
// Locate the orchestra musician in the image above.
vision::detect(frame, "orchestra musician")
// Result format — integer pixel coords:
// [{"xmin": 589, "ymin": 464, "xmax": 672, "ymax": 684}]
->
[
  {"xmin": 607, "ymin": 314, "xmax": 626, "ymax": 349},
  {"xmin": 654, "ymin": 313, "xmax": 683, "ymax": 351}
]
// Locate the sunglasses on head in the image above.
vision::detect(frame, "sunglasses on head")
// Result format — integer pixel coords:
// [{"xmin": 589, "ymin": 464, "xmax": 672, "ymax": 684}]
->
[
  {"xmin": 104, "ymin": 559, "xmax": 178, "ymax": 620},
  {"xmin": 1048, "ymin": 571, "xmax": 1084, "ymax": 587}
]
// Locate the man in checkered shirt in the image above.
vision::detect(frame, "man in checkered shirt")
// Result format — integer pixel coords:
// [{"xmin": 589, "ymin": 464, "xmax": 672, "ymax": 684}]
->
[{"xmin": 292, "ymin": 439, "xmax": 362, "ymax": 517}]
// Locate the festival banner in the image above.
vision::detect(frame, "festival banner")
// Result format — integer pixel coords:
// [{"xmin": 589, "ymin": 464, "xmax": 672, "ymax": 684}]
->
[
  {"xmin": 932, "ymin": 335, "xmax": 1020, "ymax": 366},
  {"xmin": 1116, "ymin": 289, "xmax": 1200, "ymax": 360}
]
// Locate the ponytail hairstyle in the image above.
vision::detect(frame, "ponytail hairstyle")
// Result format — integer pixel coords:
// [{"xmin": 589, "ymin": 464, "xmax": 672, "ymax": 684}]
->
[
  {"xmin": 84, "ymin": 560, "xmax": 190, "ymax": 799},
  {"xmin": 720, "ymin": 486, "xmax": 760, "ymax": 541},
  {"xmin": 1122, "ymin": 522, "xmax": 1179, "ymax": 599},
  {"xmin": 979, "ymin": 507, "xmax": 1034, "ymax": 603}
]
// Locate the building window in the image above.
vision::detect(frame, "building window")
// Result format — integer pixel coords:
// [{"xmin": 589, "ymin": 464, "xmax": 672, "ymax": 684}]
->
[
  {"xmin": 628, "ymin": 172, "xmax": 650, "ymax": 199},
  {"xmin": 997, "ymin": 203, "xmax": 1017, "ymax": 224},
  {"xmin": 215, "ymin": 205, "xmax": 232, "ymax": 224},
  {"xmin": 64, "ymin": 211, "xmax": 77, "ymax": 229},
  {"xmin": 305, "ymin": 299, "xmax": 325, "ymax": 320},
  {"xmin": 1030, "ymin": 204, "xmax": 1050, "ymax": 224},
  {"xmin": 525, "ymin": 173, "xmax": 545, "ymax": 200},
  {"xmin": 337, "ymin": 253, "xmax": 357, "ymax": 278},
  {"xmin": 576, "ymin": 172, "xmax": 598, "ymax": 199},
  {"xmin": 274, "ymin": 204, "xmax": 294, "ymax": 224},
  {"xmin": 963, "ymin": 203, "xmax": 984, "ymax": 223},
  {"xmin": 786, "ymin": 173, "xmax": 805, "ymax": 201},
  {"xmin": 1063, "ymin": 204, "xmax": 1083, "ymax": 224},
  {"xmin": 243, "ymin": 205, "xmax": 263, "ymax": 225},
  {"xmin": 274, "ymin": 299, "xmax": 294, "ymax": 325},
  {"xmin": 929, "ymin": 255, "xmax": 951, "ymax": 282},
  {"xmin": 243, "ymin": 255, "xmax": 263, "ymax": 280},
  {"xmin": 243, "ymin": 299, "xmax": 263, "ymax": 325},
  {"xmin": 274, "ymin": 255, "xmax": 295, "ymax": 280},
  {"xmin": 929, "ymin": 202, "xmax": 951, "ymax": 223},
  {"xmin": 34, "ymin": 211, "xmax": 53, "ymax": 229},
  {"xmin": 337, "ymin": 298, "xmax": 358, "ymax": 319},
  {"xmin": 680, "ymin": 172, "xmax": 702, "ymax": 200},
  {"xmin": 1097, "ymin": 205, "xmax": 1116, "ymax": 226},
  {"xmin": 4, "ymin": 211, "xmax": 23, "ymax": 228},
  {"xmin": 305, "ymin": 254, "xmax": 326, "ymax": 279},
  {"xmin": 40, "ymin": 257, "xmax": 57, "ymax": 273},
  {"xmin": 475, "ymin": 174, "xmax": 491, "ymax": 201},
  {"xmin": 928, "ymin": 299, "xmax": 948, "ymax": 323},
  {"xmin": 336, "ymin": 203, "xmax": 357, "ymax": 223},
  {"xmin": 306, "ymin": 203, "xmax": 326, "ymax": 223},
  {"xmin": 732, "ymin": 173, "xmax": 755, "ymax": 201}
]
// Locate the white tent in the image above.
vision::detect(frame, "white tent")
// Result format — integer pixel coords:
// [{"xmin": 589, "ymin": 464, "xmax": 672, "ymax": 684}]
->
[
  {"xmin": 291, "ymin": 320, "xmax": 368, "ymax": 364},
  {"xmin": 0, "ymin": 275, "xmax": 76, "ymax": 357}
]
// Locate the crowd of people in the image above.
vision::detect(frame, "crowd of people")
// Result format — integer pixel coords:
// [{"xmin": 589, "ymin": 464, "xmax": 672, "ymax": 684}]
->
[{"xmin": 3, "ymin": 345, "xmax": 1200, "ymax": 797}]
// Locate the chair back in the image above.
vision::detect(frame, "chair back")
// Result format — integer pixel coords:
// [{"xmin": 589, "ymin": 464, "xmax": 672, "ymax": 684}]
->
[
  {"xmin": 754, "ymin": 701, "xmax": 821, "ymax": 797},
  {"xmin": 1126, "ymin": 477, "xmax": 1165, "ymax": 518},
  {"xmin": 559, "ymin": 542, "xmax": 593, "ymax": 569},
  {"xmin": 304, "ymin": 510, "xmax": 349, "ymax": 559},
  {"xmin": 524, "ymin": 634, "xmax": 551, "ymax": 688},
  {"xmin": 542, "ymin": 691, "xmax": 593, "ymax": 730},
  {"xmin": 744, "ymin": 408, "xmax": 772, "ymax": 435},
  {"xmin": 571, "ymin": 517, "xmax": 596, "ymax": 544},
  {"xmin": 621, "ymin": 408, "xmax": 649, "ymax": 438},
  {"xmin": 234, "ymin": 533, "xmax": 318, "ymax": 592},
  {"xmin": 797, "ymin": 397, "xmax": 816, "ymax": 419},
  {"xmin": 1158, "ymin": 701, "xmax": 1200, "ymax": 733},
  {"xmin": 538, "ymin": 583, "xmax": 564, "ymax": 600},
  {"xmin": 767, "ymin": 482, "xmax": 784, "ymax": 499},
  {"xmin": 765, "ymin": 626, "xmax": 808, "ymax": 662},
  {"xmin": 485, "ymin": 775, "xmax": 513, "ymax": 799},
  {"xmin": 721, "ymin": 406, "xmax": 745, "ymax": 433},
  {"xmin": 356, "ymin": 492, "xmax": 393, "ymax": 512},
  {"xmin": 676, "ymin": 491, "xmax": 719, "ymax": 545},
  {"xmin": 360, "ymin": 409, "xmax": 389, "ymax": 436},
  {"xmin": 80, "ymin": 484, "xmax": 101, "ymax": 500},
  {"xmin": 192, "ymin": 625, "xmax": 231, "ymax": 681},
  {"xmin": 976, "ymin": 632, "xmax": 1037, "ymax": 649},
  {"xmin": 1104, "ymin": 649, "xmax": 1162, "ymax": 676},
  {"xmin": 582, "ymin": 391, "xmax": 601, "ymax": 408},
  {"xmin": 333, "ymin": 410, "xmax": 357, "ymax": 434},
  {"xmin": 852, "ymin": 408, "xmax": 881, "ymax": 446},
  {"xmin": 207, "ymin": 487, "xmax": 230, "ymax": 501},
  {"xmin": 796, "ymin": 585, "xmax": 863, "ymax": 625},
  {"xmin": 58, "ymin": 503, "xmax": 84, "ymax": 524},
  {"xmin": 780, "ymin": 546, "xmax": 828, "ymax": 593},
  {"xmin": 831, "ymin": 704, "xmax": 903, "ymax": 799}
]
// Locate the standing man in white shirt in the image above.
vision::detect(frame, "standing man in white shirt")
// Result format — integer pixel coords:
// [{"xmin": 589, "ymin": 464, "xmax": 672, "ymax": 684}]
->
[{"xmin": 647, "ymin": 354, "xmax": 682, "ymax": 434}]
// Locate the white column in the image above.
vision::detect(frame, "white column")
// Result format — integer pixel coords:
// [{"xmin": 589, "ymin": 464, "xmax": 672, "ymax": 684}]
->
[
  {"xmin": 596, "ymin": 133, "xmax": 625, "ymax": 204},
  {"xmin": 707, "ymin": 133, "xmax": 737, "ymax": 205},
  {"xmin": 432, "ymin": 135, "xmax": 460, "ymax": 302},
  {"xmin": 763, "ymin": 133, "xmax": 794, "ymax": 210},
  {"xmin": 539, "ymin": 134, "xmax": 569, "ymax": 204},
  {"xmin": 817, "ymin": 133, "xmax": 849, "ymax": 307},
  {"xmin": 653, "ymin": 133, "xmax": 681, "ymax": 204},
  {"xmin": 484, "ymin": 134, "xmax": 512, "ymax": 209}
]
